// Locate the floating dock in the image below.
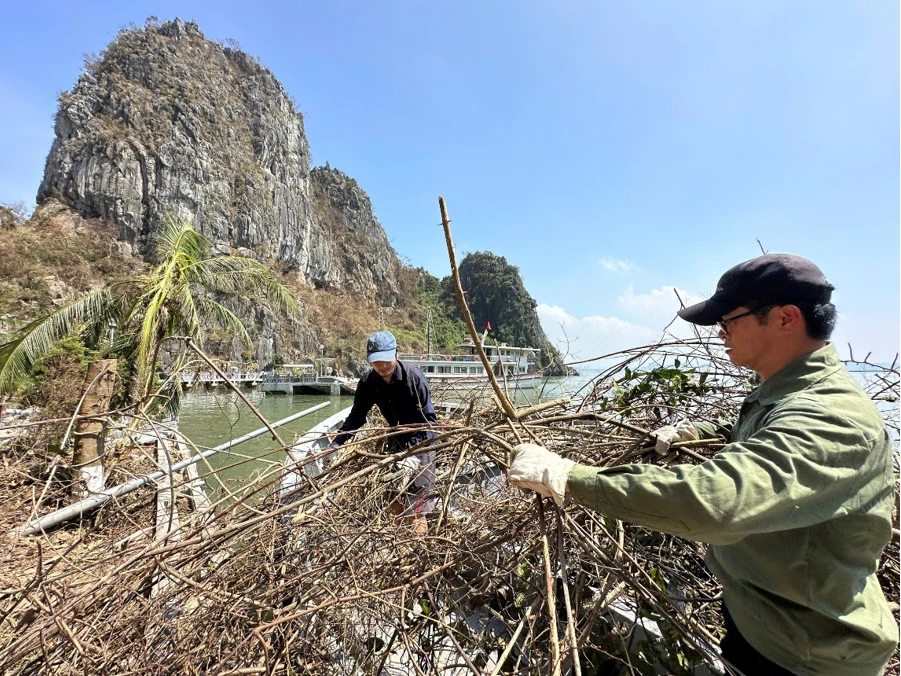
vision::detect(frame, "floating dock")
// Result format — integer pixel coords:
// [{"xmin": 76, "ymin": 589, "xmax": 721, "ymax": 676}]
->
[
  {"xmin": 261, "ymin": 374, "xmax": 356, "ymax": 396},
  {"xmin": 179, "ymin": 371, "xmax": 265, "ymax": 388}
]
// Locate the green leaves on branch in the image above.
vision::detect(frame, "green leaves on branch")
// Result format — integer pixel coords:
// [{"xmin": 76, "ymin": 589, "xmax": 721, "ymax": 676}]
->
[{"xmin": 602, "ymin": 364, "xmax": 712, "ymax": 415}]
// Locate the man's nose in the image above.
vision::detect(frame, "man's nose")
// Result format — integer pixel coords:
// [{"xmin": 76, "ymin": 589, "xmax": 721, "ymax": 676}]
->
[{"xmin": 718, "ymin": 328, "xmax": 728, "ymax": 340}]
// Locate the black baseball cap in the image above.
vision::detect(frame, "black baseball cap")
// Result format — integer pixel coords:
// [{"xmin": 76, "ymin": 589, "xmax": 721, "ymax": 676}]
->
[{"xmin": 678, "ymin": 254, "xmax": 834, "ymax": 326}]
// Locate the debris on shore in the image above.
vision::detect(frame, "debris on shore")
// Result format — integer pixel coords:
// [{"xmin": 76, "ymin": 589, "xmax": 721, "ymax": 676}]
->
[{"xmin": 1, "ymin": 336, "xmax": 896, "ymax": 675}]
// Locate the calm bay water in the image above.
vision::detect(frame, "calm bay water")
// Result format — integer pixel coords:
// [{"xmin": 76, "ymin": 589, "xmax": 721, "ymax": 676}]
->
[{"xmin": 177, "ymin": 390, "xmax": 354, "ymax": 495}]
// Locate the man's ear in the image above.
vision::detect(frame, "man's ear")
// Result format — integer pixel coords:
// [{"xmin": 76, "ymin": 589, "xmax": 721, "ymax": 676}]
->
[{"xmin": 780, "ymin": 304, "xmax": 805, "ymax": 333}]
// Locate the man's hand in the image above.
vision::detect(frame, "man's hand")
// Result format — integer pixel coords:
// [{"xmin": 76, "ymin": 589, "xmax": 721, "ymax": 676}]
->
[
  {"xmin": 508, "ymin": 443, "xmax": 575, "ymax": 506},
  {"xmin": 393, "ymin": 455, "xmax": 421, "ymax": 490},
  {"xmin": 650, "ymin": 420, "xmax": 698, "ymax": 455}
]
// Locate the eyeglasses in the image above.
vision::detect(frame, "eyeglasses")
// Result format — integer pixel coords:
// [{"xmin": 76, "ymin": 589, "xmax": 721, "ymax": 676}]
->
[{"xmin": 717, "ymin": 305, "xmax": 776, "ymax": 334}]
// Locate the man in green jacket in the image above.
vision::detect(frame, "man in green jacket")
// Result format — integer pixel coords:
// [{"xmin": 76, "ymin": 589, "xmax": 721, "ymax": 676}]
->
[{"xmin": 509, "ymin": 254, "xmax": 898, "ymax": 676}]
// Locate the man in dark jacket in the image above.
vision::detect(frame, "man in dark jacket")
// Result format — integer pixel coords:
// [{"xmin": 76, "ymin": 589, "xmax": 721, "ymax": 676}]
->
[
  {"xmin": 332, "ymin": 330, "xmax": 437, "ymax": 533},
  {"xmin": 509, "ymin": 254, "xmax": 897, "ymax": 676}
]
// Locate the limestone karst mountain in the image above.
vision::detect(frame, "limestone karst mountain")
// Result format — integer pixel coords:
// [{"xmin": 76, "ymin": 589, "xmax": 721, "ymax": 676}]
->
[
  {"xmin": 38, "ymin": 18, "xmax": 407, "ymax": 308},
  {"xmin": 11, "ymin": 17, "xmax": 564, "ymax": 373}
]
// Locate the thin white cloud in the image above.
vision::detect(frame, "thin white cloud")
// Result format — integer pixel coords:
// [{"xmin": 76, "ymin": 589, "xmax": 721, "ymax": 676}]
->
[
  {"xmin": 599, "ymin": 256, "xmax": 639, "ymax": 275},
  {"xmin": 617, "ymin": 284, "xmax": 705, "ymax": 323},
  {"xmin": 538, "ymin": 303, "xmax": 662, "ymax": 361}
]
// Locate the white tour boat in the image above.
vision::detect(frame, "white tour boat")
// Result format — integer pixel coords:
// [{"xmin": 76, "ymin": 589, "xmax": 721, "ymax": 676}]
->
[{"xmin": 398, "ymin": 337, "xmax": 544, "ymax": 390}]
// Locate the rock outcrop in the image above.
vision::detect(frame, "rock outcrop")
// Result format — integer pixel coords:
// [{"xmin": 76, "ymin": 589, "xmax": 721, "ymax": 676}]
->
[
  {"xmin": 27, "ymin": 18, "xmax": 557, "ymax": 372},
  {"xmin": 439, "ymin": 252, "xmax": 570, "ymax": 375},
  {"xmin": 37, "ymin": 18, "xmax": 407, "ymax": 305},
  {"xmin": 309, "ymin": 166, "xmax": 406, "ymax": 306}
]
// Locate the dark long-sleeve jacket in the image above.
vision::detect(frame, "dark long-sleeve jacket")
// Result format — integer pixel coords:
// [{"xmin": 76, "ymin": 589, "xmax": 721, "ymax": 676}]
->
[{"xmin": 334, "ymin": 360, "xmax": 437, "ymax": 449}]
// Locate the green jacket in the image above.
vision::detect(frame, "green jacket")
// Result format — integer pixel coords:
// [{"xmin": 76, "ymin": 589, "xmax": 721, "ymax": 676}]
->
[{"xmin": 568, "ymin": 344, "xmax": 898, "ymax": 676}]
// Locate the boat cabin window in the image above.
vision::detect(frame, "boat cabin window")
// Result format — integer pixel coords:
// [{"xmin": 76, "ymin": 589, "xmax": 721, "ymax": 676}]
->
[
  {"xmin": 424, "ymin": 366, "xmax": 434, "ymax": 373},
  {"xmin": 469, "ymin": 366, "xmax": 482, "ymax": 374}
]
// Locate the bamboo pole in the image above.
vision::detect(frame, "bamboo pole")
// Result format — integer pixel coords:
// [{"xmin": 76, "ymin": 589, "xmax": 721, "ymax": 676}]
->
[
  {"xmin": 538, "ymin": 496, "xmax": 562, "ymax": 676},
  {"xmin": 438, "ymin": 196, "xmax": 521, "ymax": 421},
  {"xmin": 557, "ymin": 508, "xmax": 582, "ymax": 676},
  {"xmin": 439, "ymin": 195, "xmax": 566, "ymax": 672}
]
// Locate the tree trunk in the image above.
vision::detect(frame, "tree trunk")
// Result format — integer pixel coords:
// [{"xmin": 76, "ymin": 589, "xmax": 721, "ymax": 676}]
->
[{"xmin": 72, "ymin": 359, "xmax": 117, "ymax": 499}]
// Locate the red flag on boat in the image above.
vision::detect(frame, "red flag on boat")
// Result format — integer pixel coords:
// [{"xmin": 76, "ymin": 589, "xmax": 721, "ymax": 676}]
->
[{"xmin": 486, "ymin": 321, "xmax": 492, "ymax": 331}]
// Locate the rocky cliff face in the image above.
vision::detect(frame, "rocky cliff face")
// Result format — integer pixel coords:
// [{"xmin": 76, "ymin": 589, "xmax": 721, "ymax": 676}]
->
[
  {"xmin": 309, "ymin": 166, "xmax": 406, "ymax": 306},
  {"xmin": 37, "ymin": 18, "xmax": 406, "ymax": 306}
]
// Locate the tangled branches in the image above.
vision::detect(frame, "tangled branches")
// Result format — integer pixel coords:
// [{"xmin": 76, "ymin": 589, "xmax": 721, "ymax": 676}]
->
[{"xmin": 0, "ymin": 339, "xmax": 897, "ymax": 675}]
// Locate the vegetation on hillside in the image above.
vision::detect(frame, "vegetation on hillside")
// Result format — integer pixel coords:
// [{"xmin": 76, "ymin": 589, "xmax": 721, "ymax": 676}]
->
[
  {"xmin": 0, "ymin": 200, "xmax": 139, "ymax": 332},
  {"xmin": 0, "ymin": 203, "xmax": 567, "ymax": 395},
  {"xmin": 0, "ymin": 216, "xmax": 299, "ymax": 415},
  {"xmin": 415, "ymin": 270, "xmax": 469, "ymax": 352}
]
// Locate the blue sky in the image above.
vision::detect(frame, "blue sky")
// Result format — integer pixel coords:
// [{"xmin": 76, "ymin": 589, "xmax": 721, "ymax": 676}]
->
[{"xmin": 1, "ymin": 2, "xmax": 898, "ymax": 361}]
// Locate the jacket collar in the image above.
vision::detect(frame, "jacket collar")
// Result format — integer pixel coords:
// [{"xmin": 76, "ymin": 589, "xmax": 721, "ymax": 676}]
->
[{"xmin": 746, "ymin": 343, "xmax": 843, "ymax": 406}]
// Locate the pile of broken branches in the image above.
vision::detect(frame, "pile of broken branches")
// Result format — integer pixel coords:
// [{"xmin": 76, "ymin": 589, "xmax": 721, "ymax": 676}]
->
[{"xmin": 0, "ymin": 332, "xmax": 896, "ymax": 676}]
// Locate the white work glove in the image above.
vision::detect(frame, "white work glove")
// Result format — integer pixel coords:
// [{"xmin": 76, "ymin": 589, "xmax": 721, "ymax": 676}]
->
[
  {"xmin": 508, "ymin": 443, "xmax": 575, "ymax": 506},
  {"xmin": 393, "ymin": 455, "xmax": 421, "ymax": 490},
  {"xmin": 650, "ymin": 420, "xmax": 698, "ymax": 455}
]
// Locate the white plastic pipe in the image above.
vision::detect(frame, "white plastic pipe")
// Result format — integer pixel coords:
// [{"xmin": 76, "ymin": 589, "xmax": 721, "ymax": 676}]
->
[{"xmin": 14, "ymin": 401, "xmax": 331, "ymax": 536}]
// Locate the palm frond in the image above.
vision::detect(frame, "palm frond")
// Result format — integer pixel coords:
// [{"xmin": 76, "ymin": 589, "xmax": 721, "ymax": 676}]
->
[
  {"xmin": 171, "ymin": 283, "xmax": 202, "ymax": 339},
  {"xmin": 153, "ymin": 216, "xmax": 210, "ymax": 263},
  {"xmin": 194, "ymin": 297, "xmax": 251, "ymax": 345},
  {"xmin": 108, "ymin": 327, "xmax": 140, "ymax": 363},
  {"xmin": 189, "ymin": 256, "xmax": 300, "ymax": 317},
  {"xmin": 0, "ymin": 288, "xmax": 114, "ymax": 395},
  {"xmin": 134, "ymin": 284, "xmax": 170, "ymax": 382}
]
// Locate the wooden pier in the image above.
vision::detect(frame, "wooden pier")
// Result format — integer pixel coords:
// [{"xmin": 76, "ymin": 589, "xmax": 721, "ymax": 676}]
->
[
  {"xmin": 172, "ymin": 367, "xmax": 357, "ymax": 396},
  {"xmin": 260, "ymin": 374, "xmax": 356, "ymax": 396},
  {"xmin": 179, "ymin": 371, "xmax": 266, "ymax": 389}
]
